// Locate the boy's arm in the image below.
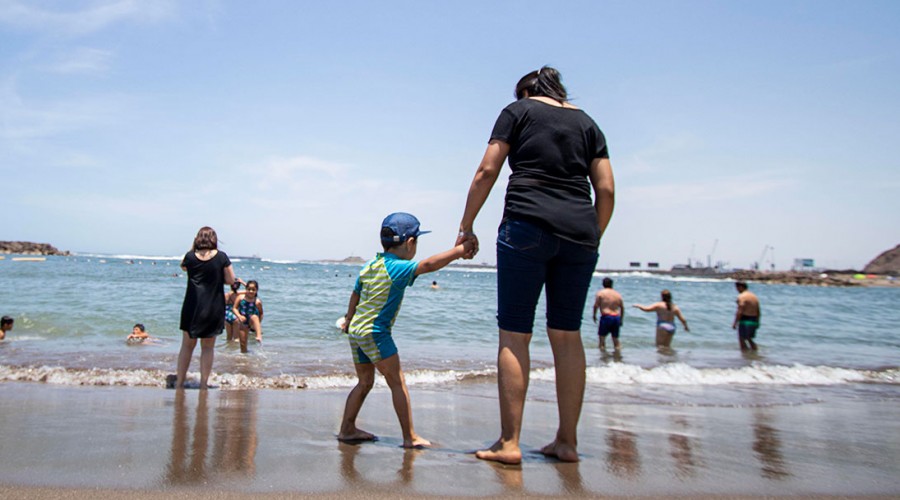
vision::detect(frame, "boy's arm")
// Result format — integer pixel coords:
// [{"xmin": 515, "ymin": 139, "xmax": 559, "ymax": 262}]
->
[
  {"xmin": 343, "ymin": 291, "xmax": 360, "ymax": 333},
  {"xmin": 415, "ymin": 241, "xmax": 473, "ymax": 276}
]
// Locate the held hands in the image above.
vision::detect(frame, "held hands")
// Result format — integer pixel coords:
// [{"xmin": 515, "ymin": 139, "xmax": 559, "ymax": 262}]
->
[{"xmin": 456, "ymin": 231, "xmax": 479, "ymax": 260}]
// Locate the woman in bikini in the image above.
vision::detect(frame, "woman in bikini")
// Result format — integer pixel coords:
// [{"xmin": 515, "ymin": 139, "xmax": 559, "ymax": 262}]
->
[
  {"xmin": 633, "ymin": 290, "xmax": 689, "ymax": 348},
  {"xmin": 232, "ymin": 280, "xmax": 263, "ymax": 353}
]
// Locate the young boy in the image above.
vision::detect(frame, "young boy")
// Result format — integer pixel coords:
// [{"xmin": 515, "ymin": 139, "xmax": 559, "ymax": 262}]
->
[
  {"xmin": 127, "ymin": 323, "xmax": 149, "ymax": 341},
  {"xmin": 0, "ymin": 316, "xmax": 13, "ymax": 340},
  {"xmin": 338, "ymin": 212, "xmax": 474, "ymax": 448}
]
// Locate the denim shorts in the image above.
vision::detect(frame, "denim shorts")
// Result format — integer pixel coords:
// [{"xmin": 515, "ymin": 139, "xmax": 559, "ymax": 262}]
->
[{"xmin": 496, "ymin": 218, "xmax": 599, "ymax": 333}]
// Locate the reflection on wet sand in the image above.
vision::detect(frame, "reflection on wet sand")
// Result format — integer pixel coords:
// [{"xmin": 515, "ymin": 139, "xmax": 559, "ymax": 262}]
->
[
  {"xmin": 552, "ymin": 461, "xmax": 585, "ymax": 495},
  {"xmin": 338, "ymin": 442, "xmax": 422, "ymax": 488},
  {"xmin": 668, "ymin": 416, "xmax": 698, "ymax": 478},
  {"xmin": 606, "ymin": 425, "xmax": 641, "ymax": 478},
  {"xmin": 166, "ymin": 390, "xmax": 210, "ymax": 485},
  {"xmin": 165, "ymin": 390, "xmax": 259, "ymax": 487},
  {"xmin": 487, "ymin": 461, "xmax": 523, "ymax": 492},
  {"xmin": 753, "ymin": 410, "xmax": 790, "ymax": 479},
  {"xmin": 212, "ymin": 390, "xmax": 258, "ymax": 476}
]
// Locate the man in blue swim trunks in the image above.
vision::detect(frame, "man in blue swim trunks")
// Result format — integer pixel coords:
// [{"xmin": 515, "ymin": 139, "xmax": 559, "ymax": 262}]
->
[{"xmin": 592, "ymin": 278, "xmax": 624, "ymax": 352}]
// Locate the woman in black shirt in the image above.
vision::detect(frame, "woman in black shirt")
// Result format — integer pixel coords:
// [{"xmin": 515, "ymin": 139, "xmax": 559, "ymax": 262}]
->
[
  {"xmin": 175, "ymin": 226, "xmax": 236, "ymax": 389},
  {"xmin": 457, "ymin": 67, "xmax": 615, "ymax": 464}
]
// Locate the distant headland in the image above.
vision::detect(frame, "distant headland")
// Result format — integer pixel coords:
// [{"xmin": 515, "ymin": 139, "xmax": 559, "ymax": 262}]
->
[{"xmin": 0, "ymin": 241, "xmax": 70, "ymax": 256}]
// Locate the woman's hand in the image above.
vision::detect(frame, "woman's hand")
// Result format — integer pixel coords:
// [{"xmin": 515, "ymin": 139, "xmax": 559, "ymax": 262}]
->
[{"xmin": 456, "ymin": 231, "xmax": 479, "ymax": 259}]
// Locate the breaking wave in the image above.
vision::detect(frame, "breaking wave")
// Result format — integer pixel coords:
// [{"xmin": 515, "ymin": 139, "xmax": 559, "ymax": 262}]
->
[{"xmin": 2, "ymin": 363, "xmax": 896, "ymax": 391}]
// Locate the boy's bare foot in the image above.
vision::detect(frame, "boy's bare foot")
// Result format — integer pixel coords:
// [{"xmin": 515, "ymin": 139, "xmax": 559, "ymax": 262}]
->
[
  {"xmin": 402, "ymin": 435, "xmax": 431, "ymax": 449},
  {"xmin": 337, "ymin": 429, "xmax": 377, "ymax": 443},
  {"xmin": 539, "ymin": 439, "xmax": 579, "ymax": 462},
  {"xmin": 475, "ymin": 439, "xmax": 522, "ymax": 465}
]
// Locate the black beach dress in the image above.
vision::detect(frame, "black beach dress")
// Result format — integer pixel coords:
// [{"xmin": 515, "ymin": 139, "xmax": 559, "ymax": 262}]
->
[{"xmin": 179, "ymin": 250, "xmax": 232, "ymax": 339}]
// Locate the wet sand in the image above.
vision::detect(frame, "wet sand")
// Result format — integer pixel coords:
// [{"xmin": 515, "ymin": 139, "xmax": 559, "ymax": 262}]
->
[{"xmin": 0, "ymin": 382, "xmax": 898, "ymax": 498}]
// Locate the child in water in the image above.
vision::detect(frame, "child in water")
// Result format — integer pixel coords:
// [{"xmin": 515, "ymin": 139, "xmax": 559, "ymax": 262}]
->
[
  {"xmin": 232, "ymin": 280, "xmax": 263, "ymax": 353},
  {"xmin": 126, "ymin": 323, "xmax": 157, "ymax": 344},
  {"xmin": 338, "ymin": 212, "xmax": 473, "ymax": 448},
  {"xmin": 0, "ymin": 316, "xmax": 13, "ymax": 340}
]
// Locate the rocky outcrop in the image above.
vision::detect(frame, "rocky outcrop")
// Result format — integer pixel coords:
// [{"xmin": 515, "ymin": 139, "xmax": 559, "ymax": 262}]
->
[
  {"xmin": 0, "ymin": 241, "xmax": 70, "ymax": 256},
  {"xmin": 864, "ymin": 244, "xmax": 900, "ymax": 275},
  {"xmin": 727, "ymin": 270, "xmax": 860, "ymax": 287}
]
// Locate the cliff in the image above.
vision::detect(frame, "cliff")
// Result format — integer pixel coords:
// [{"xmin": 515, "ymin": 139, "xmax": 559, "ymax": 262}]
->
[
  {"xmin": 0, "ymin": 241, "xmax": 70, "ymax": 256},
  {"xmin": 863, "ymin": 244, "xmax": 900, "ymax": 275}
]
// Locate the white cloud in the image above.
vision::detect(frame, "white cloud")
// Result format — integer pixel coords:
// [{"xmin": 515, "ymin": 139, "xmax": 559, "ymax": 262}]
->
[
  {"xmin": 622, "ymin": 174, "xmax": 795, "ymax": 207},
  {"xmin": 0, "ymin": 77, "xmax": 123, "ymax": 141},
  {"xmin": 624, "ymin": 133, "xmax": 705, "ymax": 174},
  {"xmin": 0, "ymin": 0, "xmax": 175, "ymax": 37},
  {"xmin": 44, "ymin": 47, "xmax": 114, "ymax": 75}
]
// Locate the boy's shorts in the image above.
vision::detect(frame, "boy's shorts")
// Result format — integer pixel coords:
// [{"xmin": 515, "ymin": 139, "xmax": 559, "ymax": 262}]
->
[{"xmin": 349, "ymin": 331, "xmax": 397, "ymax": 364}]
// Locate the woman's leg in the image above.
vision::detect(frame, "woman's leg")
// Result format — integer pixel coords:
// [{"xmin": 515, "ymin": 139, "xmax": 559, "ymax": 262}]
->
[
  {"xmin": 478, "ymin": 219, "xmax": 547, "ymax": 464},
  {"xmin": 540, "ymin": 239, "xmax": 596, "ymax": 462},
  {"xmin": 655, "ymin": 327, "xmax": 667, "ymax": 347},
  {"xmin": 476, "ymin": 329, "xmax": 532, "ymax": 464},
  {"xmin": 199, "ymin": 337, "xmax": 216, "ymax": 388},
  {"xmin": 176, "ymin": 332, "xmax": 197, "ymax": 389},
  {"xmin": 541, "ymin": 328, "xmax": 585, "ymax": 462}
]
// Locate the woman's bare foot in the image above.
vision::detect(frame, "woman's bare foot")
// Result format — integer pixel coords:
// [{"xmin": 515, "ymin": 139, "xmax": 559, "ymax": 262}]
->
[
  {"xmin": 475, "ymin": 439, "xmax": 522, "ymax": 465},
  {"xmin": 403, "ymin": 435, "xmax": 432, "ymax": 449},
  {"xmin": 539, "ymin": 439, "xmax": 579, "ymax": 462},
  {"xmin": 337, "ymin": 428, "xmax": 377, "ymax": 442}
]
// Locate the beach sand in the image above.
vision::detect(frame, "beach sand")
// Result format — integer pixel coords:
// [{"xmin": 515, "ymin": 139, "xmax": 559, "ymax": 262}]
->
[{"xmin": 1, "ymin": 382, "xmax": 898, "ymax": 498}]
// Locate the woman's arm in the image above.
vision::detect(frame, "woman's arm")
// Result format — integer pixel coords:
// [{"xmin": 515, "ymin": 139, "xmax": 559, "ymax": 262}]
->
[
  {"xmin": 676, "ymin": 308, "xmax": 690, "ymax": 331},
  {"xmin": 456, "ymin": 140, "xmax": 510, "ymax": 252},
  {"xmin": 589, "ymin": 157, "xmax": 615, "ymax": 238},
  {"xmin": 223, "ymin": 264, "xmax": 236, "ymax": 285},
  {"xmin": 632, "ymin": 302, "xmax": 660, "ymax": 312}
]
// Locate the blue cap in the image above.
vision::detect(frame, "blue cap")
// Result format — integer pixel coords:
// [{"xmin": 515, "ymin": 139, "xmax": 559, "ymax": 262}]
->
[{"xmin": 381, "ymin": 212, "xmax": 431, "ymax": 244}]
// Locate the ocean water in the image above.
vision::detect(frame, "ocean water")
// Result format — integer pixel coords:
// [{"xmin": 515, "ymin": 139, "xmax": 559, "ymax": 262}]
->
[{"xmin": 1, "ymin": 255, "xmax": 898, "ymax": 406}]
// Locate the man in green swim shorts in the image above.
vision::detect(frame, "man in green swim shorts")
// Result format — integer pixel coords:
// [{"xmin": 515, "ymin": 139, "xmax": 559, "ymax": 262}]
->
[{"xmin": 732, "ymin": 281, "xmax": 761, "ymax": 351}]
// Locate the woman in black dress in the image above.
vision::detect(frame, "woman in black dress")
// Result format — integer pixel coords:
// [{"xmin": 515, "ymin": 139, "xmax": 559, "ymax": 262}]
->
[{"xmin": 176, "ymin": 226, "xmax": 237, "ymax": 389}]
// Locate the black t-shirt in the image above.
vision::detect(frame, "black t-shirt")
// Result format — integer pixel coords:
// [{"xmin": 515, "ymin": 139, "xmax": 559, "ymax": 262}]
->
[
  {"xmin": 490, "ymin": 98, "xmax": 609, "ymax": 247},
  {"xmin": 179, "ymin": 250, "xmax": 232, "ymax": 338}
]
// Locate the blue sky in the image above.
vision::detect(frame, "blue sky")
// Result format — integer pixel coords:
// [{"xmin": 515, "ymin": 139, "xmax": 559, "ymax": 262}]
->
[{"xmin": 2, "ymin": 0, "xmax": 898, "ymax": 270}]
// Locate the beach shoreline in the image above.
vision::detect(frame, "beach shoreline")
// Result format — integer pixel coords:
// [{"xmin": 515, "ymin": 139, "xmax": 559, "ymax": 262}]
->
[{"xmin": 1, "ymin": 382, "xmax": 897, "ymax": 498}]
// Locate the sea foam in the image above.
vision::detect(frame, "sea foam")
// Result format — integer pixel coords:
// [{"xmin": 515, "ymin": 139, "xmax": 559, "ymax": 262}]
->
[{"xmin": 1, "ymin": 363, "xmax": 896, "ymax": 391}]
